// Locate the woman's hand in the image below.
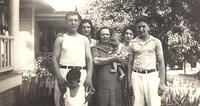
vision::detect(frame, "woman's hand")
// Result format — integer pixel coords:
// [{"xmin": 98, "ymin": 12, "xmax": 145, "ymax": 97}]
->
[
  {"xmin": 113, "ymin": 54, "xmax": 126, "ymax": 63},
  {"xmin": 128, "ymin": 81, "xmax": 133, "ymax": 96}
]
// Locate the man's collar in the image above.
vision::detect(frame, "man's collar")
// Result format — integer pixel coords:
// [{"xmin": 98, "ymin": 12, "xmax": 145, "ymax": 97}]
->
[{"xmin": 133, "ymin": 35, "xmax": 155, "ymax": 45}]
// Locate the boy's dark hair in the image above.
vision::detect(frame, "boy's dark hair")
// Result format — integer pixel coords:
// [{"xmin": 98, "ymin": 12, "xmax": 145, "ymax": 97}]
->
[
  {"xmin": 135, "ymin": 16, "xmax": 152, "ymax": 27},
  {"xmin": 65, "ymin": 11, "xmax": 82, "ymax": 21},
  {"xmin": 66, "ymin": 68, "xmax": 81, "ymax": 81}
]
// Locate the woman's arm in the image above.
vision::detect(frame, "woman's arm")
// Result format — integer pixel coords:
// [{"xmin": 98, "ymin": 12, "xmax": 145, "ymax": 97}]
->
[
  {"xmin": 93, "ymin": 56, "xmax": 116, "ymax": 65},
  {"xmin": 127, "ymin": 54, "xmax": 134, "ymax": 84}
]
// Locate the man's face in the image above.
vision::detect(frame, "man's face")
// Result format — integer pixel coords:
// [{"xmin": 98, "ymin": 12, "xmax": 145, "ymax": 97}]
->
[
  {"xmin": 136, "ymin": 21, "xmax": 150, "ymax": 37},
  {"xmin": 65, "ymin": 15, "xmax": 80, "ymax": 32},
  {"xmin": 99, "ymin": 29, "xmax": 111, "ymax": 44},
  {"xmin": 81, "ymin": 22, "xmax": 91, "ymax": 36}
]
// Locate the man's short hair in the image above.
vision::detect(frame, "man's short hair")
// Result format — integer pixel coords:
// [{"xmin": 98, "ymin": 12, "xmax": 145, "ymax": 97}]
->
[
  {"xmin": 66, "ymin": 68, "xmax": 81, "ymax": 81},
  {"xmin": 65, "ymin": 11, "xmax": 82, "ymax": 21},
  {"xmin": 135, "ymin": 16, "xmax": 152, "ymax": 27}
]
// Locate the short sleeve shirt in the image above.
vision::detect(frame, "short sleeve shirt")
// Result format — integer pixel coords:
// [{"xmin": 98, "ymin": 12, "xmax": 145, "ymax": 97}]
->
[{"xmin": 129, "ymin": 36, "xmax": 158, "ymax": 70}]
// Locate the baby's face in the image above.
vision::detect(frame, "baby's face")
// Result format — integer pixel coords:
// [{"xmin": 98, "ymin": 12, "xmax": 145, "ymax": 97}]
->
[
  {"xmin": 68, "ymin": 79, "xmax": 80, "ymax": 89},
  {"xmin": 111, "ymin": 33, "xmax": 121, "ymax": 47}
]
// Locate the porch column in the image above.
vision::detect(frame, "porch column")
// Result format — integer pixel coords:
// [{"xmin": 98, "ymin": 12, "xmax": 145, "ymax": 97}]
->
[{"xmin": 10, "ymin": 0, "xmax": 20, "ymax": 70}]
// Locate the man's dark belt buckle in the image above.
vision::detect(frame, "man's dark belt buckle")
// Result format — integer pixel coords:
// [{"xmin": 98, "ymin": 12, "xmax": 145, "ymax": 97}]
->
[
  {"xmin": 60, "ymin": 65, "xmax": 86, "ymax": 70},
  {"xmin": 133, "ymin": 69, "xmax": 156, "ymax": 74}
]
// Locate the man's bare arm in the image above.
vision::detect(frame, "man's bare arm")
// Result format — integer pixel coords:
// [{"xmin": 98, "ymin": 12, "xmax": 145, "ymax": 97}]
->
[
  {"xmin": 155, "ymin": 39, "xmax": 165, "ymax": 84},
  {"xmin": 83, "ymin": 36, "xmax": 94, "ymax": 88},
  {"xmin": 52, "ymin": 37, "xmax": 63, "ymax": 79},
  {"xmin": 52, "ymin": 36, "xmax": 66, "ymax": 94},
  {"xmin": 155, "ymin": 39, "xmax": 166, "ymax": 96}
]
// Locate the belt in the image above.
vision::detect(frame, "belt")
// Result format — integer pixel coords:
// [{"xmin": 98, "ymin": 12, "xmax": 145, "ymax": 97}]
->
[
  {"xmin": 133, "ymin": 69, "xmax": 156, "ymax": 74},
  {"xmin": 60, "ymin": 65, "xmax": 86, "ymax": 70}
]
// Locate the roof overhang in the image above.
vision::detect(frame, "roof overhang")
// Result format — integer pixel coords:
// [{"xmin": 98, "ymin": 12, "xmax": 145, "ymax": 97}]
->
[{"xmin": 20, "ymin": 0, "xmax": 54, "ymax": 12}]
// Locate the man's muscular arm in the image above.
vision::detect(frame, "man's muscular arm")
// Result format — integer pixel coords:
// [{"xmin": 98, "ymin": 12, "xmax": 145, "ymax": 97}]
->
[
  {"xmin": 155, "ymin": 39, "xmax": 166, "ymax": 96},
  {"xmin": 83, "ymin": 36, "xmax": 94, "ymax": 89},
  {"xmin": 52, "ymin": 37, "xmax": 66, "ymax": 93}
]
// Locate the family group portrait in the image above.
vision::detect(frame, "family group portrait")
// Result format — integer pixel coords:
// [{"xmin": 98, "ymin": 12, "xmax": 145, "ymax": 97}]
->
[{"xmin": 0, "ymin": 0, "xmax": 200, "ymax": 106}]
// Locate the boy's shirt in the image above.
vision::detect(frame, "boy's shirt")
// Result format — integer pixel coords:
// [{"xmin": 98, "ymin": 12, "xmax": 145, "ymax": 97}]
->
[{"xmin": 64, "ymin": 86, "xmax": 87, "ymax": 106}]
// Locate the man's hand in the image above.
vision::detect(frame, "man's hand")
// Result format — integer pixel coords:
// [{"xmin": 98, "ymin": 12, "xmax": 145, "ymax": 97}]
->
[
  {"xmin": 158, "ymin": 83, "xmax": 165, "ymax": 96},
  {"xmin": 57, "ymin": 77, "xmax": 66, "ymax": 94}
]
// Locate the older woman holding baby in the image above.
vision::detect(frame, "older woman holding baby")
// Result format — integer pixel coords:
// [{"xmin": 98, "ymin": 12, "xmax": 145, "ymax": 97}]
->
[{"xmin": 91, "ymin": 27, "xmax": 125, "ymax": 106}]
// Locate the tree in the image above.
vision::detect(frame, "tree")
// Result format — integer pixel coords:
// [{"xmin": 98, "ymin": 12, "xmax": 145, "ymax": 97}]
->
[{"xmin": 82, "ymin": 0, "xmax": 200, "ymax": 69}]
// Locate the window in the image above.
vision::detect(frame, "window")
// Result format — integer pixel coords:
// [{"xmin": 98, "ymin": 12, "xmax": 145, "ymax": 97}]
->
[{"xmin": 0, "ymin": 0, "xmax": 14, "ymax": 72}]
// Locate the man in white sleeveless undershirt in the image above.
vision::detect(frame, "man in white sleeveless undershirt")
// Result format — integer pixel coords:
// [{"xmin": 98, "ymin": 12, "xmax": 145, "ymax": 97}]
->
[{"xmin": 52, "ymin": 11, "xmax": 93, "ymax": 106}]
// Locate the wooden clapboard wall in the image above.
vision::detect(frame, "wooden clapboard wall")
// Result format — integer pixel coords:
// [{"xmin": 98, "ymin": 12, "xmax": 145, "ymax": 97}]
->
[{"xmin": 0, "ymin": 86, "xmax": 20, "ymax": 106}]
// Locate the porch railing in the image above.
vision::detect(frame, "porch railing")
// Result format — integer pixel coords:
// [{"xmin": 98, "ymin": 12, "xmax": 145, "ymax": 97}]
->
[{"xmin": 0, "ymin": 35, "xmax": 14, "ymax": 72}]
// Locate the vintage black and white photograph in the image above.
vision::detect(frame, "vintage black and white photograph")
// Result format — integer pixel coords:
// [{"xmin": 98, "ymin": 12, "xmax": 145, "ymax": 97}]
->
[{"xmin": 0, "ymin": 0, "xmax": 200, "ymax": 106}]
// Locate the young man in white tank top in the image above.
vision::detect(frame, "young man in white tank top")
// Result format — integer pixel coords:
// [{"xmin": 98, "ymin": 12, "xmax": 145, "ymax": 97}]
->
[{"xmin": 52, "ymin": 11, "xmax": 94, "ymax": 106}]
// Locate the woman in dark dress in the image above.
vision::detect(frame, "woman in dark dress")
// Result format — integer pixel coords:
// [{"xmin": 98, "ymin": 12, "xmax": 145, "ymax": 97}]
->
[{"xmin": 91, "ymin": 27, "xmax": 125, "ymax": 106}]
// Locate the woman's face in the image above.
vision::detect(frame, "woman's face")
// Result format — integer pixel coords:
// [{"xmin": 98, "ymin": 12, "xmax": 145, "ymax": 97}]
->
[
  {"xmin": 124, "ymin": 29, "xmax": 134, "ymax": 43},
  {"xmin": 99, "ymin": 28, "xmax": 111, "ymax": 44},
  {"xmin": 81, "ymin": 22, "xmax": 92, "ymax": 36}
]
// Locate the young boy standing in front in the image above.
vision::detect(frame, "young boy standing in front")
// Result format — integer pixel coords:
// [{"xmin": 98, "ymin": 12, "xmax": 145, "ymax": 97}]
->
[{"xmin": 63, "ymin": 68, "xmax": 94, "ymax": 106}]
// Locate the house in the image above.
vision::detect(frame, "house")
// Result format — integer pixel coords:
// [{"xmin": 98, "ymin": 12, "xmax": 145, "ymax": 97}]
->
[{"xmin": 0, "ymin": 0, "xmax": 68, "ymax": 105}]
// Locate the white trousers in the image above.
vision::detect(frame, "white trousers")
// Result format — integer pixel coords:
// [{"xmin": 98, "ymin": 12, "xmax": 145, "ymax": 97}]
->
[
  {"xmin": 54, "ymin": 68, "xmax": 87, "ymax": 106},
  {"xmin": 131, "ymin": 71, "xmax": 161, "ymax": 106}
]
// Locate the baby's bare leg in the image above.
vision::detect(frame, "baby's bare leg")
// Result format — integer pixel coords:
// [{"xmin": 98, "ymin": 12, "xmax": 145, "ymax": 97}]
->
[
  {"xmin": 118, "ymin": 66, "xmax": 125, "ymax": 80},
  {"xmin": 110, "ymin": 62, "xmax": 118, "ymax": 72}
]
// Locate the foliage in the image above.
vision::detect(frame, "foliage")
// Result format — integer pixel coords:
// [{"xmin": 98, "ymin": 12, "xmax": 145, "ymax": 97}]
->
[
  {"xmin": 83, "ymin": 0, "xmax": 133, "ymax": 30},
  {"xmin": 162, "ymin": 77, "xmax": 200, "ymax": 106},
  {"xmin": 21, "ymin": 56, "xmax": 55, "ymax": 105},
  {"xmin": 167, "ymin": 25, "xmax": 197, "ymax": 67},
  {"xmin": 82, "ymin": 0, "xmax": 200, "ymax": 67}
]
